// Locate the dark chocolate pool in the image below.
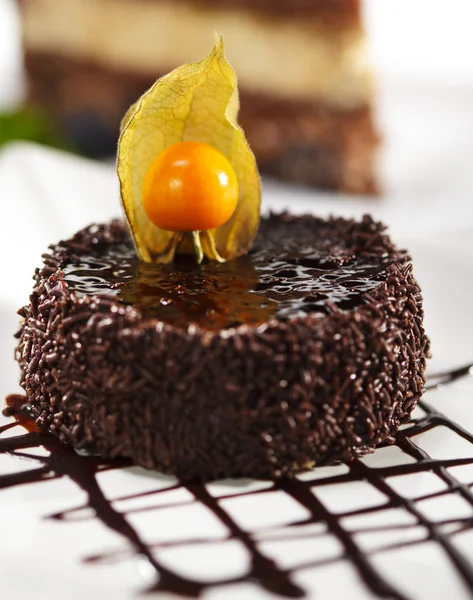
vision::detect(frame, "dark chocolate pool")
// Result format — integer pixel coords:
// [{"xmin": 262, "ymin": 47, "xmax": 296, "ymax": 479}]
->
[{"xmin": 62, "ymin": 217, "xmax": 390, "ymax": 331}]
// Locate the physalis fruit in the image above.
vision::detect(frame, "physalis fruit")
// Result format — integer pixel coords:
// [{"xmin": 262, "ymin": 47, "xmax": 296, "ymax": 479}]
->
[{"xmin": 117, "ymin": 36, "xmax": 261, "ymax": 264}]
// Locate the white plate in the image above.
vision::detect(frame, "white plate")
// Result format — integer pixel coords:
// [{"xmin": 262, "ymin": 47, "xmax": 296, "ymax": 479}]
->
[{"xmin": 1, "ymin": 78, "xmax": 473, "ymax": 600}]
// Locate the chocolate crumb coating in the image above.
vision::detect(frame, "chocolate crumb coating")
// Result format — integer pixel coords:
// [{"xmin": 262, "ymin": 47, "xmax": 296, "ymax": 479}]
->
[{"xmin": 16, "ymin": 215, "xmax": 429, "ymax": 481}]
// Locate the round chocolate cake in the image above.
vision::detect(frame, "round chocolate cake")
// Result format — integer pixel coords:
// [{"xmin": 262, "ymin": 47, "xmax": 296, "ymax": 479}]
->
[{"xmin": 16, "ymin": 214, "xmax": 429, "ymax": 480}]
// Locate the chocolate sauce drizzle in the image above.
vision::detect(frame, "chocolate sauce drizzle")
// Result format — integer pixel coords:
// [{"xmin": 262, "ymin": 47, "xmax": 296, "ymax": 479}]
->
[
  {"xmin": 1, "ymin": 366, "xmax": 473, "ymax": 599},
  {"xmin": 425, "ymin": 364, "xmax": 473, "ymax": 391}
]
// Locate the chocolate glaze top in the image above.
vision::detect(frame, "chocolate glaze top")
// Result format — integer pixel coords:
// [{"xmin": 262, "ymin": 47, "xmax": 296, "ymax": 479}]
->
[{"xmin": 60, "ymin": 214, "xmax": 395, "ymax": 331}]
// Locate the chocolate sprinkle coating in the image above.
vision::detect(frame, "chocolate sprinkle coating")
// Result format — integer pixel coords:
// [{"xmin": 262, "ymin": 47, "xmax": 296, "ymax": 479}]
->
[{"xmin": 16, "ymin": 214, "xmax": 430, "ymax": 481}]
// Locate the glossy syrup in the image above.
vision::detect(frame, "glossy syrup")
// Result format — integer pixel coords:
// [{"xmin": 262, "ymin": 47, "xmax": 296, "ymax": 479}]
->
[
  {"xmin": 62, "ymin": 241, "xmax": 389, "ymax": 331},
  {"xmin": 1, "ymin": 366, "xmax": 473, "ymax": 599}
]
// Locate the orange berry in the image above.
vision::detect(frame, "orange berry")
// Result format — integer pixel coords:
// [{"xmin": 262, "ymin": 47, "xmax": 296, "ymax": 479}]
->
[{"xmin": 142, "ymin": 142, "xmax": 239, "ymax": 232}]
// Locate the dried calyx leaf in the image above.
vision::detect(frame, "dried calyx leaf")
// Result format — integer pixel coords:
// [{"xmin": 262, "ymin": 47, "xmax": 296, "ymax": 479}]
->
[{"xmin": 117, "ymin": 35, "xmax": 261, "ymax": 263}]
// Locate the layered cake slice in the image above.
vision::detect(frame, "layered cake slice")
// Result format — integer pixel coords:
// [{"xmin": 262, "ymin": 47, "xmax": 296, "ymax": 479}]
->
[{"xmin": 19, "ymin": 0, "xmax": 378, "ymax": 193}]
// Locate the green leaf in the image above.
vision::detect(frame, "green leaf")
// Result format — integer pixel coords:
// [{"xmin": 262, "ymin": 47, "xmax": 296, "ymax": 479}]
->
[{"xmin": 0, "ymin": 107, "xmax": 71, "ymax": 150}]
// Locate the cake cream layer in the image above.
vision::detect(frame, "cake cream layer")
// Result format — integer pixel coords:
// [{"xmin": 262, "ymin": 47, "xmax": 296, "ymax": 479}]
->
[{"xmin": 20, "ymin": 0, "xmax": 372, "ymax": 107}]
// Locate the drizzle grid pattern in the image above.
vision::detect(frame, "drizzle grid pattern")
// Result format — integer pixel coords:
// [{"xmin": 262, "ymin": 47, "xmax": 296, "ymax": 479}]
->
[{"xmin": 1, "ymin": 367, "xmax": 472, "ymax": 599}]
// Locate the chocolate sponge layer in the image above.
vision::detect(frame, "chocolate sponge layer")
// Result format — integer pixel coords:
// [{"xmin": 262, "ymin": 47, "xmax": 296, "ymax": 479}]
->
[
  {"xmin": 16, "ymin": 215, "xmax": 429, "ymax": 480},
  {"xmin": 23, "ymin": 52, "xmax": 378, "ymax": 193}
]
